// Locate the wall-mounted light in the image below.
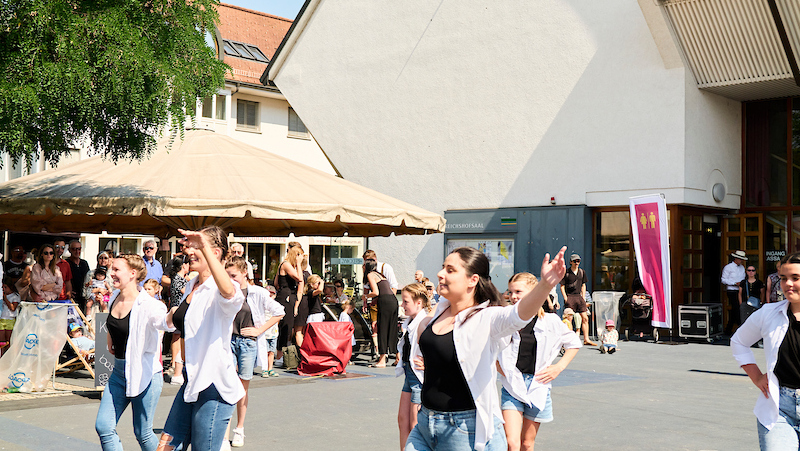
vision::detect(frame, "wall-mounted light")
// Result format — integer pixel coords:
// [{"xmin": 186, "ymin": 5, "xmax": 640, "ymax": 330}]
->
[
  {"xmin": 550, "ymin": 196, "xmax": 556, "ymax": 205},
  {"xmin": 712, "ymin": 183, "xmax": 726, "ymax": 202}
]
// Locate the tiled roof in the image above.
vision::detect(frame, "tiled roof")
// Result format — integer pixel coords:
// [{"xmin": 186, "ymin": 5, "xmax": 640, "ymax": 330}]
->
[{"xmin": 217, "ymin": 3, "xmax": 293, "ymax": 85}]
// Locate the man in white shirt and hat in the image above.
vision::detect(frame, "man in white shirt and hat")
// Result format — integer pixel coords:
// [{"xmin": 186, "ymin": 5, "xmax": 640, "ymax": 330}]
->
[{"xmin": 722, "ymin": 250, "xmax": 747, "ymax": 335}]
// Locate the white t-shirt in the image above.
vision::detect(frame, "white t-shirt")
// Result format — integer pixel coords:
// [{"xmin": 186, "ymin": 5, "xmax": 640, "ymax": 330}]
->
[
  {"xmin": 338, "ymin": 311, "xmax": 355, "ymax": 345},
  {"xmin": 1, "ymin": 292, "xmax": 20, "ymax": 320}
]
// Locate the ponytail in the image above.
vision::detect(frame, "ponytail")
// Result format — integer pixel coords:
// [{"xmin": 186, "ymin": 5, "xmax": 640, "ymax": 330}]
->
[{"xmin": 450, "ymin": 247, "xmax": 504, "ymax": 323}]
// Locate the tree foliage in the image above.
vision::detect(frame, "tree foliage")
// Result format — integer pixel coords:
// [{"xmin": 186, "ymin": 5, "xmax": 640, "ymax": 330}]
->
[{"xmin": 0, "ymin": 0, "xmax": 228, "ymax": 167}]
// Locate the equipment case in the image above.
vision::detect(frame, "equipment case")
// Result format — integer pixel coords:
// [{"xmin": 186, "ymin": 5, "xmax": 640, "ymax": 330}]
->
[{"xmin": 678, "ymin": 303, "xmax": 723, "ymax": 341}]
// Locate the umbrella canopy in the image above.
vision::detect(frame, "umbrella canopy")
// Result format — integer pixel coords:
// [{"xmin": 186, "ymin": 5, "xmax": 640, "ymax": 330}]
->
[{"xmin": 0, "ymin": 129, "xmax": 445, "ymax": 237}]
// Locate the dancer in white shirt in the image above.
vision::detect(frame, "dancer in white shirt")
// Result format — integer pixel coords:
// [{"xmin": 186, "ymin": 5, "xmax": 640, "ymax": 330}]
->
[
  {"xmin": 157, "ymin": 227, "xmax": 245, "ymax": 451},
  {"xmin": 405, "ymin": 246, "xmax": 566, "ymax": 451},
  {"xmin": 732, "ymin": 253, "xmax": 800, "ymax": 450},
  {"xmin": 95, "ymin": 254, "xmax": 171, "ymax": 451},
  {"xmin": 498, "ymin": 272, "xmax": 580, "ymax": 451}
]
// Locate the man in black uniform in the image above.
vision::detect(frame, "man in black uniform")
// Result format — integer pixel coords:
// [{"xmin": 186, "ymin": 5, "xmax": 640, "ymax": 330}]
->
[{"xmin": 560, "ymin": 253, "xmax": 596, "ymax": 346}]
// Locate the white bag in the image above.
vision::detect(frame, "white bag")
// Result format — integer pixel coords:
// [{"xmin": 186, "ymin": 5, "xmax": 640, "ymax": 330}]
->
[{"xmin": 0, "ymin": 302, "xmax": 68, "ymax": 392}]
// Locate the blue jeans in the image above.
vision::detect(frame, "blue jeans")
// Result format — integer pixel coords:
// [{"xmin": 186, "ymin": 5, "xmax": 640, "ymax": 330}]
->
[
  {"xmin": 95, "ymin": 359, "xmax": 163, "ymax": 451},
  {"xmin": 758, "ymin": 386, "xmax": 800, "ymax": 450},
  {"xmin": 401, "ymin": 364, "xmax": 422, "ymax": 405},
  {"xmin": 231, "ymin": 335, "xmax": 258, "ymax": 380},
  {"xmin": 500, "ymin": 373, "xmax": 553, "ymax": 423},
  {"xmin": 405, "ymin": 406, "xmax": 507, "ymax": 451},
  {"xmin": 162, "ymin": 377, "xmax": 235, "ymax": 451}
]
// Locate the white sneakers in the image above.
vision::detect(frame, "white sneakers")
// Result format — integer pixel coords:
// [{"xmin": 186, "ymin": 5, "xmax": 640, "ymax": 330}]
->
[
  {"xmin": 170, "ymin": 374, "xmax": 184, "ymax": 386},
  {"xmin": 231, "ymin": 428, "xmax": 245, "ymax": 447},
  {"xmin": 274, "ymin": 357, "xmax": 284, "ymax": 368},
  {"xmin": 220, "ymin": 439, "xmax": 232, "ymax": 451}
]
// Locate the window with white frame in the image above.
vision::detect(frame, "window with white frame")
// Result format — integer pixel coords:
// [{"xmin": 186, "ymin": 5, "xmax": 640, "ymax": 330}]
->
[
  {"xmin": 288, "ymin": 107, "xmax": 309, "ymax": 139},
  {"xmin": 237, "ymin": 99, "xmax": 259, "ymax": 131},
  {"xmin": 202, "ymin": 95, "xmax": 226, "ymax": 120}
]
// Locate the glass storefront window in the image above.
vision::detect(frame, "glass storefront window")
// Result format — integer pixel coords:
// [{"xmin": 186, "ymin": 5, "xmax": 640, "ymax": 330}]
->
[
  {"xmin": 309, "ymin": 245, "xmax": 324, "ymax": 276},
  {"xmin": 765, "ymin": 212, "xmax": 787, "ymax": 276},
  {"xmin": 594, "ymin": 211, "xmax": 630, "ymax": 292},
  {"xmin": 745, "ymin": 99, "xmax": 788, "ymax": 207},
  {"xmin": 445, "ymin": 238, "xmax": 514, "ymax": 292},
  {"xmin": 246, "ymin": 243, "xmax": 264, "ymax": 286},
  {"xmin": 793, "ymin": 99, "xmax": 800, "ymax": 206}
]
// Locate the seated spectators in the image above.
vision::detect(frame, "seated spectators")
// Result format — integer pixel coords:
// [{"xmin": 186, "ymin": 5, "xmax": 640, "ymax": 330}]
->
[{"xmin": 68, "ymin": 323, "xmax": 95, "ymax": 359}]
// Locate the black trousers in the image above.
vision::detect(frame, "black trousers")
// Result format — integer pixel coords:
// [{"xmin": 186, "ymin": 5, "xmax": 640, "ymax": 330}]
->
[
  {"xmin": 376, "ymin": 294, "xmax": 398, "ymax": 355},
  {"xmin": 724, "ymin": 290, "xmax": 740, "ymax": 334}
]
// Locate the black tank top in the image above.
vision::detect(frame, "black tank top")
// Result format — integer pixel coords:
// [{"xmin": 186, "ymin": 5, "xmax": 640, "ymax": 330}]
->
[
  {"xmin": 308, "ymin": 293, "xmax": 323, "ymax": 315},
  {"xmin": 402, "ymin": 332, "xmax": 411, "ymax": 364},
  {"xmin": 107, "ymin": 309, "xmax": 131, "ymax": 360},
  {"xmin": 278, "ymin": 273, "xmax": 298, "ymax": 295},
  {"xmin": 516, "ymin": 317, "xmax": 538, "ymax": 374},
  {"xmin": 775, "ymin": 312, "xmax": 800, "ymax": 389},
  {"xmin": 419, "ymin": 325, "xmax": 476, "ymax": 412},
  {"xmin": 173, "ymin": 299, "xmax": 190, "ymax": 335},
  {"xmin": 376, "ymin": 278, "xmax": 393, "ymax": 297},
  {"xmin": 232, "ymin": 290, "xmax": 255, "ymax": 338}
]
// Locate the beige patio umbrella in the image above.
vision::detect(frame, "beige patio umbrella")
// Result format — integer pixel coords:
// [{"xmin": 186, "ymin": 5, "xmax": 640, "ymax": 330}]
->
[{"xmin": 0, "ymin": 129, "xmax": 445, "ymax": 237}]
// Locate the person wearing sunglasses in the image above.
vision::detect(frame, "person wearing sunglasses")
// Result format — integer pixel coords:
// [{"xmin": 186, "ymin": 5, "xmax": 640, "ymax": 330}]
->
[
  {"xmin": 560, "ymin": 253, "xmax": 595, "ymax": 346},
  {"xmin": 740, "ymin": 266, "xmax": 766, "ymax": 325},
  {"xmin": 141, "ymin": 240, "xmax": 163, "ymax": 294},
  {"xmin": 31, "ymin": 244, "xmax": 63, "ymax": 302},
  {"xmin": 67, "ymin": 240, "xmax": 91, "ymax": 314}
]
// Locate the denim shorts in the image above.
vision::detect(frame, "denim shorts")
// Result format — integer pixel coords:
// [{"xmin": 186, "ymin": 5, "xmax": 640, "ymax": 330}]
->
[
  {"xmin": 500, "ymin": 373, "xmax": 553, "ymax": 423},
  {"xmin": 758, "ymin": 386, "xmax": 800, "ymax": 450},
  {"xmin": 231, "ymin": 335, "xmax": 258, "ymax": 380},
  {"xmin": 401, "ymin": 364, "xmax": 422, "ymax": 404},
  {"xmin": 265, "ymin": 337, "xmax": 277, "ymax": 353},
  {"xmin": 405, "ymin": 406, "xmax": 507, "ymax": 451}
]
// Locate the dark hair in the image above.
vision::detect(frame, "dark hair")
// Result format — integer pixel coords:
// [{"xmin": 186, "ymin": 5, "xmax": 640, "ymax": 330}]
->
[
  {"xmin": 168, "ymin": 256, "xmax": 186, "ymax": 279},
  {"xmin": 780, "ymin": 252, "xmax": 800, "ymax": 266},
  {"xmin": 363, "ymin": 259, "xmax": 378, "ymax": 285},
  {"xmin": 2, "ymin": 276, "xmax": 16, "ymax": 292},
  {"xmin": 199, "ymin": 225, "xmax": 228, "ymax": 261},
  {"xmin": 450, "ymin": 247, "xmax": 503, "ymax": 314}
]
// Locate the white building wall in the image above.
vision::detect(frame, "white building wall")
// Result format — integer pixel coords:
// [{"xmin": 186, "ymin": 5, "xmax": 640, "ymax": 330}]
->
[
  {"xmin": 196, "ymin": 86, "xmax": 335, "ymax": 175},
  {"xmin": 271, "ymin": 0, "xmax": 744, "ymax": 281}
]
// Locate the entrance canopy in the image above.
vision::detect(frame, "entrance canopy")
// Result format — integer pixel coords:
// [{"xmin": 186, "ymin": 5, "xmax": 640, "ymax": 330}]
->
[{"xmin": 0, "ymin": 129, "xmax": 445, "ymax": 237}]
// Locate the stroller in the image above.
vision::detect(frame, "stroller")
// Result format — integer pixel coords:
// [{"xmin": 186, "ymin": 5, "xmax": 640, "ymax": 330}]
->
[{"xmin": 625, "ymin": 293, "xmax": 657, "ymax": 341}]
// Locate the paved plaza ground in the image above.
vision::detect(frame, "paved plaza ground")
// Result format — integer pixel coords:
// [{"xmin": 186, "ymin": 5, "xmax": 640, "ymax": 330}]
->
[{"xmin": 0, "ymin": 338, "xmax": 762, "ymax": 450}]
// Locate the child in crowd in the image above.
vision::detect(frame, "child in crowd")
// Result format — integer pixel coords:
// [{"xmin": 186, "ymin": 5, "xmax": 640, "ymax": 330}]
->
[
  {"xmin": 396, "ymin": 283, "xmax": 432, "ymax": 450},
  {"xmin": 562, "ymin": 308, "xmax": 575, "ymax": 332},
  {"xmin": 90, "ymin": 267, "xmax": 113, "ymax": 311},
  {"xmin": 262, "ymin": 286, "xmax": 282, "ymax": 378},
  {"xmin": 599, "ymin": 319, "xmax": 619, "ymax": 354},
  {"xmin": 338, "ymin": 298, "xmax": 357, "ymax": 348},
  {"xmin": 142, "ymin": 278, "xmax": 160, "ymax": 299},
  {"xmin": 225, "ymin": 257, "xmax": 285, "ymax": 447},
  {"xmin": 68, "ymin": 323, "xmax": 95, "ymax": 358},
  {"xmin": 498, "ymin": 273, "xmax": 581, "ymax": 451},
  {"xmin": 0, "ymin": 279, "xmax": 20, "ymax": 355}
]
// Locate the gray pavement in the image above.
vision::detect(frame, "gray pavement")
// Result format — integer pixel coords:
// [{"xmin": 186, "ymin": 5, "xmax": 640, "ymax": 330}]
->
[{"xmin": 0, "ymin": 339, "xmax": 762, "ymax": 450}]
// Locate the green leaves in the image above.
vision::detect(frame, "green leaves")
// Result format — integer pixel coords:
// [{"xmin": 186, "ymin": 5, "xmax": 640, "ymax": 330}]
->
[{"xmin": 0, "ymin": 0, "xmax": 228, "ymax": 167}]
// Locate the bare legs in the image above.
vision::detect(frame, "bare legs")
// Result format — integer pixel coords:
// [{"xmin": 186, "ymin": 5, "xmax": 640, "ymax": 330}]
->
[
  {"xmin": 503, "ymin": 409, "xmax": 541, "ymax": 451},
  {"xmin": 397, "ymin": 391, "xmax": 420, "ymax": 450}
]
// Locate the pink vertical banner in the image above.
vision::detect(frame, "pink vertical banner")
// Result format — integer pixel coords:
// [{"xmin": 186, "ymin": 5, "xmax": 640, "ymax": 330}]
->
[{"xmin": 630, "ymin": 195, "xmax": 672, "ymax": 329}]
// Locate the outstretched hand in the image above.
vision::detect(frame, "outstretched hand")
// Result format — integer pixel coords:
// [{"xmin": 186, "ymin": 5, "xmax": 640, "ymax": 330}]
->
[
  {"xmin": 540, "ymin": 246, "xmax": 568, "ymax": 288},
  {"xmin": 177, "ymin": 228, "xmax": 210, "ymax": 250}
]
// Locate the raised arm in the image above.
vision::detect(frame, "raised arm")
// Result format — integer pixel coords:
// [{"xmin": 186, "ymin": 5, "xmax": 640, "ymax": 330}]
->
[
  {"xmin": 518, "ymin": 246, "xmax": 567, "ymax": 321},
  {"xmin": 178, "ymin": 228, "xmax": 236, "ymax": 299}
]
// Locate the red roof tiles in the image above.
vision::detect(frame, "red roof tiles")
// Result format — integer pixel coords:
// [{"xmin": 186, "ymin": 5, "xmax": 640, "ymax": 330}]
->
[{"xmin": 217, "ymin": 3, "xmax": 293, "ymax": 84}]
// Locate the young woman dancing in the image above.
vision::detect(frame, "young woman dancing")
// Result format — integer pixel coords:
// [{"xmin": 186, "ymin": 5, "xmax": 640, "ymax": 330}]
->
[{"xmin": 405, "ymin": 246, "xmax": 567, "ymax": 451}]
